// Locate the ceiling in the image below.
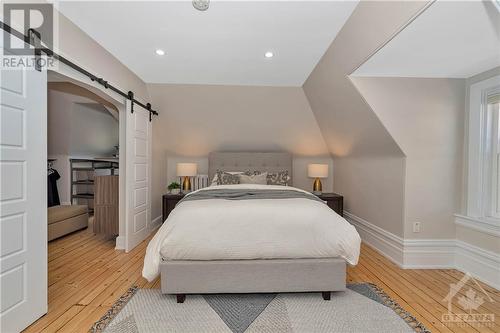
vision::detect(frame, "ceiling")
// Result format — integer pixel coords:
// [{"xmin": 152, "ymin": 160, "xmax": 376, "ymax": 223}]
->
[
  {"xmin": 353, "ymin": 0, "xmax": 500, "ymax": 78},
  {"xmin": 57, "ymin": 1, "xmax": 358, "ymax": 86}
]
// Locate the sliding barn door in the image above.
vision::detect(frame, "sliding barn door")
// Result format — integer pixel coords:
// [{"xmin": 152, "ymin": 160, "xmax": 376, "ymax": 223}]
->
[
  {"xmin": 0, "ymin": 36, "xmax": 47, "ymax": 331},
  {"xmin": 125, "ymin": 100, "xmax": 152, "ymax": 252}
]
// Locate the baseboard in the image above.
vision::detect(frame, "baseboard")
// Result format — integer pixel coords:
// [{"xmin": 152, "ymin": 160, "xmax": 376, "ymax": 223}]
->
[
  {"xmin": 345, "ymin": 211, "xmax": 500, "ymax": 289},
  {"xmin": 115, "ymin": 216, "xmax": 161, "ymax": 251},
  {"xmin": 403, "ymin": 239, "xmax": 455, "ymax": 269},
  {"xmin": 344, "ymin": 211, "xmax": 404, "ymax": 266},
  {"xmin": 149, "ymin": 215, "xmax": 162, "ymax": 232},
  {"xmin": 115, "ymin": 235, "xmax": 125, "ymax": 250},
  {"xmin": 455, "ymin": 240, "xmax": 500, "ymax": 290}
]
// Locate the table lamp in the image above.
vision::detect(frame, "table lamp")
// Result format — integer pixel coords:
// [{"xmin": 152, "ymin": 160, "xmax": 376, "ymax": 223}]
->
[
  {"xmin": 308, "ymin": 164, "xmax": 328, "ymax": 195},
  {"xmin": 177, "ymin": 163, "xmax": 197, "ymax": 192}
]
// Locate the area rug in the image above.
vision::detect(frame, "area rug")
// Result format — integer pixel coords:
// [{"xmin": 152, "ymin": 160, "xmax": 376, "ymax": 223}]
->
[{"xmin": 90, "ymin": 283, "xmax": 429, "ymax": 333}]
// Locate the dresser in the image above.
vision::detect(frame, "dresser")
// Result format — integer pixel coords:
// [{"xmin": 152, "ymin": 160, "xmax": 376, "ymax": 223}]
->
[{"xmin": 94, "ymin": 175, "xmax": 119, "ymax": 239}]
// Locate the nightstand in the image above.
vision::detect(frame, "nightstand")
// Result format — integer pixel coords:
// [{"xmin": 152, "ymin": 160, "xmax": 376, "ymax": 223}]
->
[
  {"xmin": 316, "ymin": 193, "xmax": 343, "ymax": 216},
  {"xmin": 162, "ymin": 193, "xmax": 185, "ymax": 222}
]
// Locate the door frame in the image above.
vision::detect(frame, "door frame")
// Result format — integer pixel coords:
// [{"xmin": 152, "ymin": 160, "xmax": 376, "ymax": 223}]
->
[{"xmin": 48, "ymin": 66, "xmax": 128, "ymax": 249}]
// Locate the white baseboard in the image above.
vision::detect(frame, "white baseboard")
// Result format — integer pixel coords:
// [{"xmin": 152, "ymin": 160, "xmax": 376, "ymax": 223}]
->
[
  {"xmin": 345, "ymin": 211, "xmax": 500, "ymax": 289},
  {"xmin": 455, "ymin": 240, "xmax": 500, "ymax": 290},
  {"xmin": 115, "ymin": 236, "xmax": 125, "ymax": 250},
  {"xmin": 344, "ymin": 211, "xmax": 404, "ymax": 266},
  {"xmin": 115, "ymin": 215, "xmax": 162, "ymax": 250},
  {"xmin": 149, "ymin": 215, "xmax": 162, "ymax": 232},
  {"xmin": 403, "ymin": 239, "xmax": 455, "ymax": 269}
]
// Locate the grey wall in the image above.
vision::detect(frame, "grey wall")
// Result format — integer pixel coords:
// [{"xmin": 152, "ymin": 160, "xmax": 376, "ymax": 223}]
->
[
  {"xmin": 303, "ymin": 1, "xmax": 431, "ymax": 237},
  {"xmin": 148, "ymin": 84, "xmax": 333, "ymax": 219}
]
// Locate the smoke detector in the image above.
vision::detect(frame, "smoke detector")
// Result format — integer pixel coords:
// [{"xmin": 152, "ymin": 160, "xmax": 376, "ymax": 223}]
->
[{"xmin": 193, "ymin": 0, "xmax": 209, "ymax": 11}]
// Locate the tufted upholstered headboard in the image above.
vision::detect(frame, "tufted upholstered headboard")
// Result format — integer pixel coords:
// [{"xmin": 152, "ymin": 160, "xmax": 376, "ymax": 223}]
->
[{"xmin": 208, "ymin": 152, "xmax": 293, "ymax": 184}]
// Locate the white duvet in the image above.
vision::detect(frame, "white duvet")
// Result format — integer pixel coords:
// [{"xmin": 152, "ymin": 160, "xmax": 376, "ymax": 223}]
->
[{"xmin": 142, "ymin": 184, "xmax": 361, "ymax": 282}]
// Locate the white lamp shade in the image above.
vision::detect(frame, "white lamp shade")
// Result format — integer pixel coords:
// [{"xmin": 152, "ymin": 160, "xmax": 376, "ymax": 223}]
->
[
  {"xmin": 308, "ymin": 164, "xmax": 328, "ymax": 178},
  {"xmin": 177, "ymin": 163, "xmax": 197, "ymax": 177}
]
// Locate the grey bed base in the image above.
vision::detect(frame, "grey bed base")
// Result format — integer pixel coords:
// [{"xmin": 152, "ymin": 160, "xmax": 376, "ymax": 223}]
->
[{"xmin": 160, "ymin": 258, "xmax": 346, "ymax": 303}]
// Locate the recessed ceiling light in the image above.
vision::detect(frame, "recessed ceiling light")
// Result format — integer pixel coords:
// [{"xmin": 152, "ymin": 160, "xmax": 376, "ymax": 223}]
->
[
  {"xmin": 156, "ymin": 49, "xmax": 165, "ymax": 56},
  {"xmin": 264, "ymin": 51, "xmax": 274, "ymax": 58}
]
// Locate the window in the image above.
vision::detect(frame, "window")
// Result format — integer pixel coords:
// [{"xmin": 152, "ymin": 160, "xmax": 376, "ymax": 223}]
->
[
  {"xmin": 489, "ymin": 100, "xmax": 500, "ymax": 217},
  {"xmin": 466, "ymin": 75, "xmax": 500, "ymax": 224}
]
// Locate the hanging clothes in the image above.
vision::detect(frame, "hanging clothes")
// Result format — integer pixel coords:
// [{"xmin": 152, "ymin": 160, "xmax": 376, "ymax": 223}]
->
[{"xmin": 48, "ymin": 168, "xmax": 61, "ymax": 207}]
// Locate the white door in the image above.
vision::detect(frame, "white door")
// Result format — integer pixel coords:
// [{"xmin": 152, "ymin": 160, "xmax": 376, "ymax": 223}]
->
[
  {"xmin": 0, "ymin": 38, "xmax": 47, "ymax": 331},
  {"xmin": 125, "ymin": 100, "xmax": 152, "ymax": 252}
]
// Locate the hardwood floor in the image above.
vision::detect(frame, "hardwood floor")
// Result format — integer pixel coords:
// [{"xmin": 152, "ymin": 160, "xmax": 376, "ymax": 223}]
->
[{"xmin": 25, "ymin": 227, "xmax": 499, "ymax": 333}]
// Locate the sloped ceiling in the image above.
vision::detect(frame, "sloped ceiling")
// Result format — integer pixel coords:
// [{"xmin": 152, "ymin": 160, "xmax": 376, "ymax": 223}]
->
[
  {"xmin": 303, "ymin": 1, "xmax": 432, "ymax": 158},
  {"xmin": 352, "ymin": 1, "xmax": 500, "ymax": 78},
  {"xmin": 302, "ymin": 1, "xmax": 433, "ymax": 238},
  {"xmin": 48, "ymin": 89, "xmax": 119, "ymax": 157}
]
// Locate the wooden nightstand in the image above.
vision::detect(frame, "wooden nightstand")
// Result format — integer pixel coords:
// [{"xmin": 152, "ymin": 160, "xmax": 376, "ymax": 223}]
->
[
  {"xmin": 316, "ymin": 193, "xmax": 343, "ymax": 216},
  {"xmin": 162, "ymin": 193, "xmax": 185, "ymax": 222}
]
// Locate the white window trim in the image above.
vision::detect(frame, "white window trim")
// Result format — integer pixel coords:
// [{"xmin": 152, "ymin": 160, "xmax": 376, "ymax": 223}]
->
[{"xmin": 466, "ymin": 75, "xmax": 500, "ymax": 224}]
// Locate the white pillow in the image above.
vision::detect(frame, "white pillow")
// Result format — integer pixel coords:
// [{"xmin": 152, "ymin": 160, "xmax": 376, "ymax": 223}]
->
[
  {"xmin": 210, "ymin": 171, "xmax": 243, "ymax": 186},
  {"xmin": 239, "ymin": 172, "xmax": 268, "ymax": 185}
]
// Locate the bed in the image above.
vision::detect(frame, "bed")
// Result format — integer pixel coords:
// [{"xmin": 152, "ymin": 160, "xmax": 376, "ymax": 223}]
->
[{"xmin": 143, "ymin": 152, "xmax": 361, "ymax": 303}]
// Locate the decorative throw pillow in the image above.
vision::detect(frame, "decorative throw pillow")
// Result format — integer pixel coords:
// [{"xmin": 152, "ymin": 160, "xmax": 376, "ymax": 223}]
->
[
  {"xmin": 216, "ymin": 170, "xmax": 240, "ymax": 185},
  {"xmin": 242, "ymin": 170, "xmax": 267, "ymax": 176},
  {"xmin": 267, "ymin": 170, "xmax": 291, "ymax": 186},
  {"xmin": 210, "ymin": 171, "xmax": 243, "ymax": 186},
  {"xmin": 239, "ymin": 172, "xmax": 268, "ymax": 185}
]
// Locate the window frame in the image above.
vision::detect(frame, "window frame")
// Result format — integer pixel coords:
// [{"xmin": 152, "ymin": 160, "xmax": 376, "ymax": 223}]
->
[{"xmin": 466, "ymin": 75, "xmax": 500, "ymax": 223}]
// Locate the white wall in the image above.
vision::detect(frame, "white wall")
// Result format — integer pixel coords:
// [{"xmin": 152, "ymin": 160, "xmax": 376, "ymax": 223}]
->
[
  {"xmin": 70, "ymin": 103, "xmax": 118, "ymax": 156},
  {"xmin": 351, "ymin": 77, "xmax": 465, "ymax": 239},
  {"xmin": 303, "ymin": 1, "xmax": 430, "ymax": 237},
  {"xmin": 148, "ymin": 84, "xmax": 332, "ymax": 219},
  {"xmin": 334, "ymin": 156, "xmax": 406, "ymax": 236}
]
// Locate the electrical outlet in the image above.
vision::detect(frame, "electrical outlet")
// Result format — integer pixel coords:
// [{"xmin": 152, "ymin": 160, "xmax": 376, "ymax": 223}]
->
[{"xmin": 413, "ymin": 222, "xmax": 421, "ymax": 233}]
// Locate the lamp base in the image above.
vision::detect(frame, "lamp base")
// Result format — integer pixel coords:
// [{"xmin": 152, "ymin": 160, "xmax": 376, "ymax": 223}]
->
[
  {"xmin": 313, "ymin": 178, "xmax": 323, "ymax": 195},
  {"xmin": 182, "ymin": 176, "xmax": 192, "ymax": 193}
]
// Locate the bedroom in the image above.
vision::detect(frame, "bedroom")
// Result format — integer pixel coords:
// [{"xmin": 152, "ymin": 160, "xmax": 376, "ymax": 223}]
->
[{"xmin": 0, "ymin": 1, "xmax": 499, "ymax": 332}]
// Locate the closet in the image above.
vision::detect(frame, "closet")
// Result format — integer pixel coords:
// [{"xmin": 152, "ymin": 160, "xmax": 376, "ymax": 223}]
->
[{"xmin": 47, "ymin": 82, "xmax": 121, "ymax": 241}]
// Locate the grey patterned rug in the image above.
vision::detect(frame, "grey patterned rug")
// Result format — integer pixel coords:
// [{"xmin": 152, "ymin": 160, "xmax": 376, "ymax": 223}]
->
[{"xmin": 91, "ymin": 283, "xmax": 429, "ymax": 333}]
